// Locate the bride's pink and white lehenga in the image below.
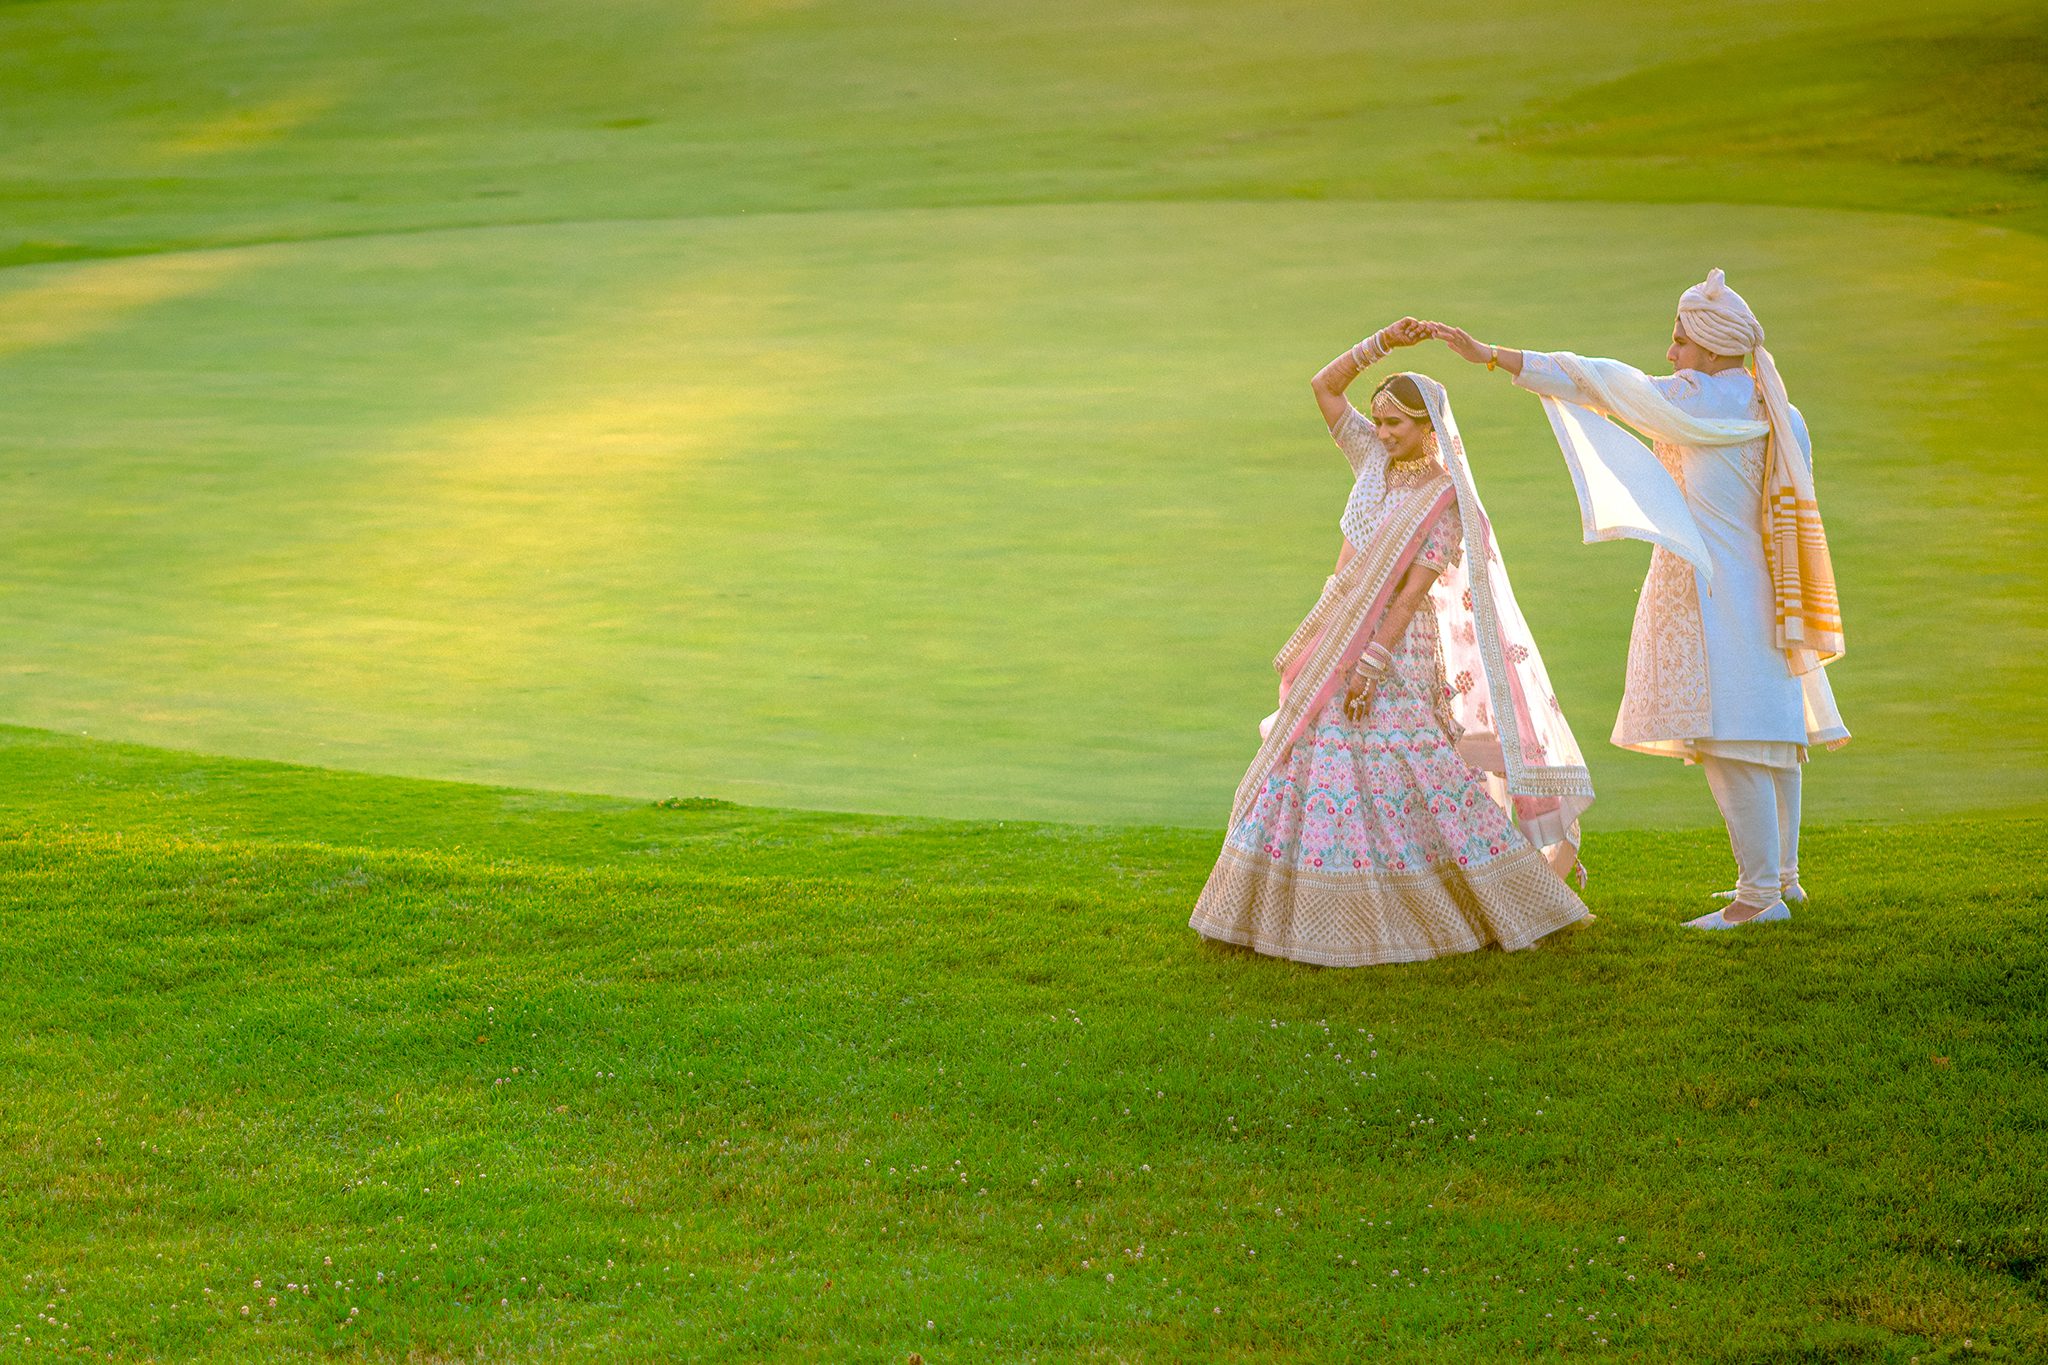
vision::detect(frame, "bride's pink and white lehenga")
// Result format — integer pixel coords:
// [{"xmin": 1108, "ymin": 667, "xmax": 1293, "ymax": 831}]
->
[{"xmin": 1191, "ymin": 372, "xmax": 1593, "ymax": 966}]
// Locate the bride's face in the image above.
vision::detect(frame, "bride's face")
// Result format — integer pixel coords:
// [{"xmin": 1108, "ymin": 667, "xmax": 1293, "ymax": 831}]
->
[{"xmin": 1374, "ymin": 410, "xmax": 1433, "ymax": 461}]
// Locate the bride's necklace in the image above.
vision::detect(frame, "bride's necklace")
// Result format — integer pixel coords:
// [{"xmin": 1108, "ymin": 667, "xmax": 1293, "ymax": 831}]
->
[{"xmin": 1386, "ymin": 449, "xmax": 1437, "ymax": 487}]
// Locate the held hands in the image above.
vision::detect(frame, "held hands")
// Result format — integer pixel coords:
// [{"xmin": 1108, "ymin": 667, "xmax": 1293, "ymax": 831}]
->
[{"xmin": 1366, "ymin": 317, "xmax": 1496, "ymax": 365}]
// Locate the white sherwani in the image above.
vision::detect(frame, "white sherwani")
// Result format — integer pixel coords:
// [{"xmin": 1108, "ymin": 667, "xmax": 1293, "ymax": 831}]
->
[{"xmin": 1515, "ymin": 353, "xmax": 1843, "ymax": 768}]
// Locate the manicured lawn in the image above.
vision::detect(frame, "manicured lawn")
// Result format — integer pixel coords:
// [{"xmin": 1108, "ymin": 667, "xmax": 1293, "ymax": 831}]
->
[
  {"xmin": 1, "ymin": 728, "xmax": 2043, "ymax": 1361},
  {"xmin": 2, "ymin": 4, "xmax": 2043, "ymax": 1360},
  {"xmin": 0, "ymin": 1, "xmax": 2041, "ymax": 826}
]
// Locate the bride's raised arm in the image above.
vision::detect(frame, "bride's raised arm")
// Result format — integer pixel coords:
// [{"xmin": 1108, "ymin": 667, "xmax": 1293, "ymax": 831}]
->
[{"xmin": 1310, "ymin": 315, "xmax": 1428, "ymax": 431}]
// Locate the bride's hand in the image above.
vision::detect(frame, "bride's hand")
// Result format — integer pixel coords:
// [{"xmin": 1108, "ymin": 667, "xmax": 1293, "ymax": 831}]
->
[
  {"xmin": 1426, "ymin": 322, "xmax": 1491, "ymax": 365},
  {"xmin": 1342, "ymin": 652, "xmax": 1388, "ymax": 720},
  {"xmin": 1343, "ymin": 675, "xmax": 1378, "ymax": 722},
  {"xmin": 1382, "ymin": 316, "xmax": 1428, "ymax": 349}
]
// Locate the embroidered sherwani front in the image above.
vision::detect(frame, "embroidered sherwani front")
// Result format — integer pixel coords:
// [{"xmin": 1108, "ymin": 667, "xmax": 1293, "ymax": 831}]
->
[{"xmin": 1514, "ymin": 354, "xmax": 1841, "ymax": 768}]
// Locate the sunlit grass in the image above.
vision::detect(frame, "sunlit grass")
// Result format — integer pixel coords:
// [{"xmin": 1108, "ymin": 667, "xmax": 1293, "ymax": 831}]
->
[
  {"xmin": 160, "ymin": 85, "xmax": 342, "ymax": 160},
  {"xmin": 0, "ymin": 254, "xmax": 245, "ymax": 360},
  {"xmin": 0, "ymin": 201, "xmax": 2038, "ymax": 826},
  {"xmin": 0, "ymin": 1, "xmax": 2039, "ymax": 827}
]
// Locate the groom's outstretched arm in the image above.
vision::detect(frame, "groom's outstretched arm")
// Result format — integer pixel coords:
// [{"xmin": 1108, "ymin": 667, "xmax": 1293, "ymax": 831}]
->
[
  {"xmin": 1426, "ymin": 323, "xmax": 1640, "ymax": 415},
  {"xmin": 1425, "ymin": 323, "xmax": 1526, "ymax": 377}
]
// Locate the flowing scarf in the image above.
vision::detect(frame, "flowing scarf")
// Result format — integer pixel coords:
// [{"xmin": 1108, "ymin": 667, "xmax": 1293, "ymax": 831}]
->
[
  {"xmin": 1237, "ymin": 373, "xmax": 1595, "ymax": 873},
  {"xmin": 1752, "ymin": 345, "xmax": 1844, "ymax": 670}
]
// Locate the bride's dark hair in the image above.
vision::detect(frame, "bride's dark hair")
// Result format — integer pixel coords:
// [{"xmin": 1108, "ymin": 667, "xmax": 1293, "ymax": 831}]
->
[{"xmin": 1370, "ymin": 374, "xmax": 1434, "ymax": 428}]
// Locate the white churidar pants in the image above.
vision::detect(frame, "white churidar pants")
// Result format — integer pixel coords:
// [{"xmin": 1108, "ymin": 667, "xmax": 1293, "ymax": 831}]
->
[{"xmin": 1700, "ymin": 756, "xmax": 1802, "ymax": 907}]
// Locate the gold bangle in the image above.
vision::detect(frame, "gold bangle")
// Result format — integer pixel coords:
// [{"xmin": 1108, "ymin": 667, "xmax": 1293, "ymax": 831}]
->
[{"xmin": 1486, "ymin": 346, "xmax": 1499, "ymax": 372}]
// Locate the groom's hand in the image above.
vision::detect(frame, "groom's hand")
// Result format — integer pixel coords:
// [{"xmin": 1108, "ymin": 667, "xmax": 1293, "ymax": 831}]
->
[{"xmin": 1426, "ymin": 322, "xmax": 1491, "ymax": 365}]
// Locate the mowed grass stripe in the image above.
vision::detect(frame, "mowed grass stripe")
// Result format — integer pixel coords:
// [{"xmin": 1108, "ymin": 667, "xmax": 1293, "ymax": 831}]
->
[{"xmin": 0, "ymin": 730, "xmax": 2043, "ymax": 1360}]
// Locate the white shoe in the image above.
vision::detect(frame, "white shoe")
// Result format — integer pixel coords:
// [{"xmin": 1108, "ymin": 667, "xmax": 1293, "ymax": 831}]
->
[
  {"xmin": 1713, "ymin": 884, "xmax": 1807, "ymax": 904},
  {"xmin": 1685, "ymin": 900, "xmax": 1788, "ymax": 930}
]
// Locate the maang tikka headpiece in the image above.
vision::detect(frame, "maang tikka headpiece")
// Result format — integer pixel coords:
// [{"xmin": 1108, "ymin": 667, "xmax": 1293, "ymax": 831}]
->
[{"xmin": 1370, "ymin": 381, "xmax": 1430, "ymax": 423}]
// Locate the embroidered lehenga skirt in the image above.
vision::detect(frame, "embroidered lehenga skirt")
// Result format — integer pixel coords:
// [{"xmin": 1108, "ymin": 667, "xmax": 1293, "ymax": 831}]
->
[{"xmin": 1190, "ymin": 611, "xmax": 1589, "ymax": 967}]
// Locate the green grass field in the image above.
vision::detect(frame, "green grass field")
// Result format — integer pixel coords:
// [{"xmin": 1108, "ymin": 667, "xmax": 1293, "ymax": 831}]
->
[
  {"xmin": 3, "ymin": 1, "xmax": 2045, "ymax": 1360},
  {"xmin": 2, "ymin": 726, "xmax": 2044, "ymax": 1362},
  {"xmin": 0, "ymin": 0, "xmax": 2042, "ymax": 825}
]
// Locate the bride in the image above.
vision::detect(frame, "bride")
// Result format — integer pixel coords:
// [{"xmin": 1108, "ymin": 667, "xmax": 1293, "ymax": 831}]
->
[{"xmin": 1189, "ymin": 318, "xmax": 1594, "ymax": 966}]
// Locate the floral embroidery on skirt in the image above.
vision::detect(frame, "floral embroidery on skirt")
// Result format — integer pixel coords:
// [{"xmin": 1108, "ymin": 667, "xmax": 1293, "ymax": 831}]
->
[{"xmin": 1192, "ymin": 607, "xmax": 1588, "ymax": 966}]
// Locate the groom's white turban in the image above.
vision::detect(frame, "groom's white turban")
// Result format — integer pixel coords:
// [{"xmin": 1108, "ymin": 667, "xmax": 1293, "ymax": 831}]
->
[{"xmin": 1677, "ymin": 267, "xmax": 1765, "ymax": 357}]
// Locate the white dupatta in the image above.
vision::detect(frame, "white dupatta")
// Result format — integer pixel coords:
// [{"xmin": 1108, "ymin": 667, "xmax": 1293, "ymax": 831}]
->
[
  {"xmin": 1417, "ymin": 374, "xmax": 1594, "ymax": 872},
  {"xmin": 1530, "ymin": 353, "xmax": 1770, "ymax": 588}
]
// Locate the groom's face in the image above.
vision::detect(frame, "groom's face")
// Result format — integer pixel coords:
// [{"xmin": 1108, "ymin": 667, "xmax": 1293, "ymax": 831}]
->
[{"xmin": 1668, "ymin": 320, "xmax": 1714, "ymax": 374}]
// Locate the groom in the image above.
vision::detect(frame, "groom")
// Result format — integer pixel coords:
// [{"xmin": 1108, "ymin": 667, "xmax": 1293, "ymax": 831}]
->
[{"xmin": 1424, "ymin": 272, "xmax": 1848, "ymax": 929}]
